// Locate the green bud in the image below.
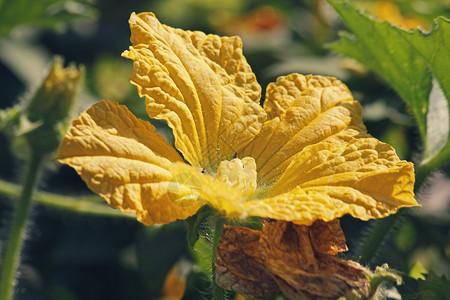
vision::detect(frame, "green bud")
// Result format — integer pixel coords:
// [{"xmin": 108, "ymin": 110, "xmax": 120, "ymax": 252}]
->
[
  {"xmin": 26, "ymin": 56, "xmax": 83, "ymax": 126},
  {"xmin": 366, "ymin": 264, "xmax": 403, "ymax": 298},
  {"xmin": 0, "ymin": 106, "xmax": 21, "ymax": 132},
  {"xmin": 23, "ymin": 56, "xmax": 84, "ymax": 155}
]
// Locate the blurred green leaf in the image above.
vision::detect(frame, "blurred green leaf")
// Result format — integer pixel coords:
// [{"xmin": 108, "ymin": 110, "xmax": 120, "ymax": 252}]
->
[
  {"xmin": 409, "ymin": 262, "xmax": 427, "ymax": 280},
  {"xmin": 0, "ymin": 0, "xmax": 97, "ymax": 36},
  {"xmin": 328, "ymin": 0, "xmax": 450, "ymax": 170},
  {"xmin": 400, "ymin": 271, "xmax": 450, "ymax": 299},
  {"xmin": 0, "ymin": 106, "xmax": 20, "ymax": 132}
]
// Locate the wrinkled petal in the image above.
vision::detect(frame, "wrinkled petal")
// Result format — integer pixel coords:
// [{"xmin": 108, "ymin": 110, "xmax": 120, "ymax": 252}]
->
[
  {"xmin": 243, "ymin": 138, "xmax": 418, "ymax": 225},
  {"xmin": 170, "ymin": 162, "xmax": 243, "ymax": 218},
  {"xmin": 239, "ymin": 74, "xmax": 366, "ymax": 183},
  {"xmin": 56, "ymin": 100, "xmax": 202, "ymax": 225},
  {"xmin": 123, "ymin": 12, "xmax": 266, "ymax": 170},
  {"xmin": 215, "ymin": 225, "xmax": 282, "ymax": 299},
  {"xmin": 259, "ymin": 221, "xmax": 370, "ymax": 299}
]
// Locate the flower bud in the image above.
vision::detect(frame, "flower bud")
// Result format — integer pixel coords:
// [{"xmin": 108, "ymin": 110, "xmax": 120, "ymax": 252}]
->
[{"xmin": 24, "ymin": 56, "xmax": 84, "ymax": 154}]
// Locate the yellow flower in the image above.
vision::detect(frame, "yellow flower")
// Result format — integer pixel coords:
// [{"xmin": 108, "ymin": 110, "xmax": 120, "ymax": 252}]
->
[{"xmin": 56, "ymin": 12, "xmax": 419, "ymax": 226}]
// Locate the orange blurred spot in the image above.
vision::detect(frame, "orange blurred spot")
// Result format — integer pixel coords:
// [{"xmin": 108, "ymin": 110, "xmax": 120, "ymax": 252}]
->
[
  {"xmin": 161, "ymin": 262, "xmax": 188, "ymax": 300},
  {"xmin": 373, "ymin": 1, "xmax": 428, "ymax": 30}
]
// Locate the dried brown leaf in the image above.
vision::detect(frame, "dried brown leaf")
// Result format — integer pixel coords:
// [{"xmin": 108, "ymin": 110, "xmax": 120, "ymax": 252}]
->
[
  {"xmin": 215, "ymin": 225, "xmax": 282, "ymax": 300},
  {"xmin": 215, "ymin": 220, "xmax": 369, "ymax": 300},
  {"xmin": 309, "ymin": 219, "xmax": 348, "ymax": 255},
  {"xmin": 259, "ymin": 221, "xmax": 370, "ymax": 299}
]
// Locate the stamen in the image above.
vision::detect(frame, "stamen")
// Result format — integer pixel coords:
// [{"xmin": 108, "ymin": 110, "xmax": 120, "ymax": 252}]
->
[{"xmin": 216, "ymin": 157, "xmax": 257, "ymax": 197}]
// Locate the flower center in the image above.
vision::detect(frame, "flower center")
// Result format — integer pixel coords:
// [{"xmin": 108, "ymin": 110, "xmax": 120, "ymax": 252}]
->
[{"xmin": 216, "ymin": 157, "xmax": 257, "ymax": 197}]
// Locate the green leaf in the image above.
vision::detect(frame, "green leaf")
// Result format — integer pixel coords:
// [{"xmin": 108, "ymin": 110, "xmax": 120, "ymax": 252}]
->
[
  {"xmin": 0, "ymin": 0, "xmax": 97, "ymax": 36},
  {"xmin": 328, "ymin": 0, "xmax": 450, "ymax": 170},
  {"xmin": 327, "ymin": 0, "xmax": 431, "ymax": 142},
  {"xmin": 397, "ymin": 18, "xmax": 450, "ymax": 168},
  {"xmin": 185, "ymin": 205, "xmax": 213, "ymax": 248},
  {"xmin": 397, "ymin": 18, "xmax": 450, "ymax": 103},
  {"xmin": 422, "ymin": 78, "xmax": 449, "ymax": 168}
]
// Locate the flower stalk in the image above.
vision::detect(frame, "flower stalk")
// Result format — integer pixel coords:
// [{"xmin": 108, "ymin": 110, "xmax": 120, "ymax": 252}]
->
[
  {"xmin": 211, "ymin": 217, "xmax": 226, "ymax": 300},
  {"xmin": 0, "ymin": 56, "xmax": 83, "ymax": 300},
  {"xmin": 353, "ymin": 213, "xmax": 402, "ymax": 266},
  {"xmin": 0, "ymin": 152, "xmax": 44, "ymax": 300},
  {"xmin": 0, "ymin": 179, "xmax": 134, "ymax": 219}
]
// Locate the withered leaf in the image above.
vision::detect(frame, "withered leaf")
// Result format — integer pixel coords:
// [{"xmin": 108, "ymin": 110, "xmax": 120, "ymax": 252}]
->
[
  {"xmin": 215, "ymin": 225, "xmax": 282, "ymax": 300},
  {"xmin": 309, "ymin": 219, "xmax": 348, "ymax": 255},
  {"xmin": 215, "ymin": 220, "xmax": 369, "ymax": 299},
  {"xmin": 259, "ymin": 221, "xmax": 370, "ymax": 299}
]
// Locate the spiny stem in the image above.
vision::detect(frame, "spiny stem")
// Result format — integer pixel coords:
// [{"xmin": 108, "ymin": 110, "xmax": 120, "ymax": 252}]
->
[
  {"xmin": 211, "ymin": 217, "xmax": 225, "ymax": 300},
  {"xmin": 0, "ymin": 179, "xmax": 134, "ymax": 219},
  {"xmin": 0, "ymin": 152, "xmax": 44, "ymax": 300},
  {"xmin": 353, "ymin": 212, "xmax": 403, "ymax": 265}
]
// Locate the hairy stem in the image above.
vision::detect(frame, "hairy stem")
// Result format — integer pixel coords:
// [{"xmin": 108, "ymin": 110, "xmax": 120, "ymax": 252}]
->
[
  {"xmin": 211, "ymin": 217, "xmax": 225, "ymax": 299},
  {"xmin": 0, "ymin": 153, "xmax": 44, "ymax": 300},
  {"xmin": 0, "ymin": 179, "xmax": 133, "ymax": 219},
  {"xmin": 353, "ymin": 212, "xmax": 403, "ymax": 265}
]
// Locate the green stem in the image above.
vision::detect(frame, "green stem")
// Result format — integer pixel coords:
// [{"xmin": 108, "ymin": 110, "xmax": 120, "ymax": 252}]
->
[
  {"xmin": 353, "ymin": 212, "xmax": 403, "ymax": 265},
  {"xmin": 0, "ymin": 179, "xmax": 133, "ymax": 219},
  {"xmin": 0, "ymin": 153, "xmax": 44, "ymax": 300},
  {"xmin": 415, "ymin": 163, "xmax": 434, "ymax": 191},
  {"xmin": 211, "ymin": 217, "xmax": 225, "ymax": 300}
]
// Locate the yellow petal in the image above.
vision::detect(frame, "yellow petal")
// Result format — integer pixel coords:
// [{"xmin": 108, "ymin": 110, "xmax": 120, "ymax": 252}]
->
[
  {"xmin": 56, "ymin": 99, "xmax": 202, "ymax": 225},
  {"xmin": 122, "ymin": 12, "xmax": 266, "ymax": 170},
  {"xmin": 243, "ymin": 138, "xmax": 418, "ymax": 225},
  {"xmin": 239, "ymin": 74, "xmax": 366, "ymax": 183},
  {"xmin": 170, "ymin": 162, "xmax": 243, "ymax": 218}
]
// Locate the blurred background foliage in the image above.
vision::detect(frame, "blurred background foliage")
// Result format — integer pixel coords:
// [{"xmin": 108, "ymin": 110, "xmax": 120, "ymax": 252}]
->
[{"xmin": 0, "ymin": 0, "xmax": 449, "ymax": 299}]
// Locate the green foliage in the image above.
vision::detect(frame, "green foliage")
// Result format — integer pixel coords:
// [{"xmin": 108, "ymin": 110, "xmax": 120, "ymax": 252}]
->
[
  {"xmin": 0, "ymin": 106, "xmax": 20, "ymax": 132},
  {"xmin": 328, "ymin": 0, "xmax": 431, "ymax": 141},
  {"xmin": 0, "ymin": 0, "xmax": 97, "ymax": 36},
  {"xmin": 328, "ymin": 0, "xmax": 450, "ymax": 169},
  {"xmin": 397, "ymin": 18, "xmax": 450, "ymax": 168},
  {"xmin": 400, "ymin": 271, "xmax": 450, "ymax": 299},
  {"xmin": 398, "ymin": 18, "xmax": 450, "ymax": 113}
]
